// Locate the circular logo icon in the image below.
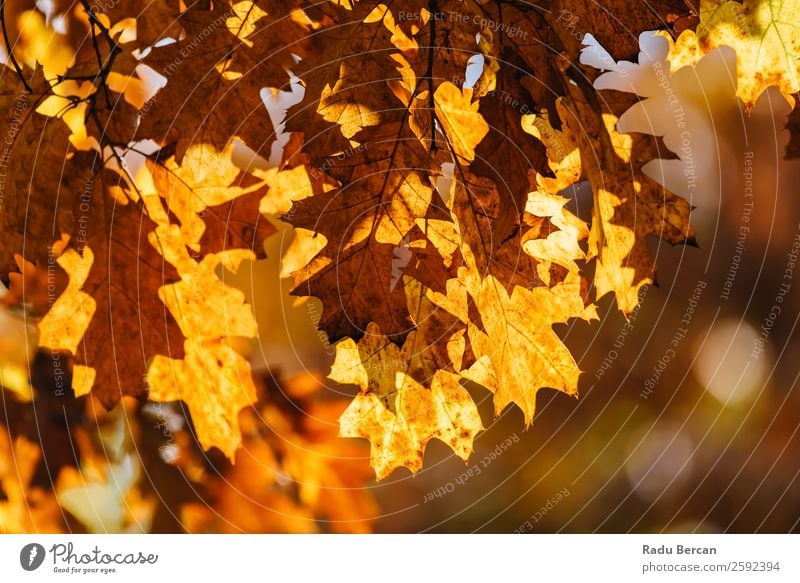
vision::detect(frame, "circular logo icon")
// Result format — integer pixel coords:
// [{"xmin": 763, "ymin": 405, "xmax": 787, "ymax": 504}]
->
[{"xmin": 20, "ymin": 543, "xmax": 46, "ymax": 571}]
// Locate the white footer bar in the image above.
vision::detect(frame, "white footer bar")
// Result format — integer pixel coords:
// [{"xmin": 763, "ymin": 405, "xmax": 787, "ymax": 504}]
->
[{"xmin": 0, "ymin": 534, "xmax": 797, "ymax": 582}]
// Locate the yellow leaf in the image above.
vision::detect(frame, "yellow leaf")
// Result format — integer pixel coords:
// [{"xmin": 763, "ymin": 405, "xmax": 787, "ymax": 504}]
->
[
  {"xmin": 555, "ymin": 96, "xmax": 693, "ymax": 314},
  {"xmin": 333, "ymin": 323, "xmax": 483, "ymax": 480},
  {"xmin": 464, "ymin": 278, "xmax": 584, "ymax": 423},
  {"xmin": 667, "ymin": 0, "xmax": 800, "ymax": 108},
  {"xmin": 38, "ymin": 248, "xmax": 96, "ymax": 358},
  {"xmin": 148, "ymin": 339, "xmax": 257, "ymax": 461},
  {"xmin": 434, "ymin": 82, "xmax": 489, "ymax": 163},
  {"xmin": 145, "ymin": 225, "xmax": 259, "ymax": 460}
]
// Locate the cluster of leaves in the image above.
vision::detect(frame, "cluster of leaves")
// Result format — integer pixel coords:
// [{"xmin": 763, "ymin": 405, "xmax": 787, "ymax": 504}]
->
[
  {"xmin": 282, "ymin": 0, "xmax": 698, "ymax": 479},
  {"xmin": 1, "ymin": 0, "xmax": 799, "ymax": 515}
]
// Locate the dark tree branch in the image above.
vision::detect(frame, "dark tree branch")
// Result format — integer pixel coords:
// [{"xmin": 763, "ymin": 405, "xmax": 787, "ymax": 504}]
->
[{"xmin": 0, "ymin": 0, "xmax": 33, "ymax": 92}]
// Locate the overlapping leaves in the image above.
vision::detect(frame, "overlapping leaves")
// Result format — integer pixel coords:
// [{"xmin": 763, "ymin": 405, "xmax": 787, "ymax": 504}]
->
[
  {"xmin": 1, "ymin": 0, "xmax": 795, "ymax": 482},
  {"xmin": 283, "ymin": 0, "xmax": 693, "ymax": 478}
]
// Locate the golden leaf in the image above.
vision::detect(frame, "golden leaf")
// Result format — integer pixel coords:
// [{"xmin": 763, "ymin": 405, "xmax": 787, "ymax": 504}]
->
[
  {"xmin": 146, "ymin": 225, "xmax": 259, "ymax": 460},
  {"xmin": 434, "ymin": 82, "xmax": 488, "ymax": 163},
  {"xmin": 556, "ymin": 93, "xmax": 694, "ymax": 314},
  {"xmin": 333, "ymin": 323, "xmax": 482, "ymax": 480},
  {"xmin": 667, "ymin": 0, "xmax": 800, "ymax": 108},
  {"xmin": 463, "ymin": 276, "xmax": 589, "ymax": 423},
  {"xmin": 147, "ymin": 338, "xmax": 257, "ymax": 461}
]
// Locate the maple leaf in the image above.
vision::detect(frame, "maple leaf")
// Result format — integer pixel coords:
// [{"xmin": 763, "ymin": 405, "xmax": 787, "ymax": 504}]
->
[
  {"xmin": 332, "ymin": 322, "xmax": 482, "ymax": 480},
  {"xmin": 433, "ymin": 82, "xmax": 488, "ymax": 164},
  {"xmin": 143, "ymin": 223, "xmax": 261, "ymax": 461},
  {"xmin": 36, "ymin": 171, "xmax": 185, "ymax": 407},
  {"xmin": 1, "ymin": 134, "xmax": 271, "ymax": 462},
  {"xmin": 448, "ymin": 170, "xmax": 596, "ymax": 422},
  {"xmin": 0, "ymin": 0, "xmax": 750, "ymax": 490},
  {"xmin": 555, "ymin": 76, "xmax": 694, "ymax": 314},
  {"xmin": 665, "ymin": 0, "xmax": 800, "ymax": 109},
  {"xmin": 281, "ymin": 0, "xmax": 697, "ymax": 471},
  {"xmin": 144, "ymin": 144, "xmax": 274, "ymax": 255},
  {"xmin": 468, "ymin": 2, "xmax": 560, "ymax": 243},
  {"xmin": 552, "ymin": 0, "xmax": 693, "ymax": 63},
  {"xmin": 0, "ymin": 93, "xmax": 88, "ymax": 279},
  {"xmin": 147, "ymin": 338, "xmax": 257, "ymax": 462},
  {"xmin": 286, "ymin": 121, "xmax": 455, "ymax": 342},
  {"xmin": 284, "ymin": 1, "xmax": 408, "ymax": 144},
  {"xmin": 462, "ymin": 273, "xmax": 593, "ymax": 424},
  {"xmin": 3, "ymin": 91, "xmax": 276, "ymax": 464},
  {"xmin": 98, "ymin": 0, "xmax": 184, "ymax": 48}
]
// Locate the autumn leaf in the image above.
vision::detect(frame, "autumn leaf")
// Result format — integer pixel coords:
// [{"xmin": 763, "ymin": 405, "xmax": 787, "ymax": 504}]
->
[
  {"xmin": 285, "ymin": 1, "xmax": 408, "ymax": 144},
  {"xmin": 450, "ymin": 171, "xmax": 596, "ymax": 423},
  {"xmin": 332, "ymin": 323, "xmax": 482, "ymax": 480},
  {"xmin": 286, "ymin": 121, "xmax": 455, "ymax": 343},
  {"xmin": 38, "ymin": 172, "xmax": 185, "ymax": 407},
  {"xmin": 145, "ymin": 225, "xmax": 261, "ymax": 460},
  {"xmin": 433, "ymin": 82, "xmax": 488, "ymax": 164},
  {"xmin": 144, "ymin": 144, "xmax": 274, "ymax": 256},
  {"xmin": 0, "ymin": 96, "xmax": 87, "ymax": 279},
  {"xmin": 665, "ymin": 0, "xmax": 800, "ymax": 109},
  {"xmin": 137, "ymin": 1, "xmax": 313, "ymax": 160},
  {"xmin": 469, "ymin": 1, "xmax": 560, "ymax": 243},
  {"xmin": 556, "ymin": 84, "xmax": 694, "ymax": 314},
  {"xmin": 0, "ymin": 3, "xmax": 277, "ymax": 466},
  {"xmin": 462, "ymin": 275, "xmax": 592, "ymax": 423}
]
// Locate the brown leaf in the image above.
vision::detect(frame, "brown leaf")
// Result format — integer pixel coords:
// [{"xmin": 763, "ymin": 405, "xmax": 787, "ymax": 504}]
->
[
  {"xmin": 286, "ymin": 121, "xmax": 455, "ymax": 342},
  {"xmin": 46, "ymin": 173, "xmax": 185, "ymax": 408},
  {"xmin": 0, "ymin": 94, "xmax": 86, "ymax": 280},
  {"xmin": 137, "ymin": 1, "xmax": 312, "ymax": 159},
  {"xmin": 557, "ymin": 88, "xmax": 693, "ymax": 313}
]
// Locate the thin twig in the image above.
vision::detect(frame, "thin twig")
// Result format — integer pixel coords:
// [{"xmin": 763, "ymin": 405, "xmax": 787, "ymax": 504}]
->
[
  {"xmin": 427, "ymin": 0, "xmax": 438, "ymax": 153},
  {"xmin": 0, "ymin": 0, "xmax": 32, "ymax": 92}
]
